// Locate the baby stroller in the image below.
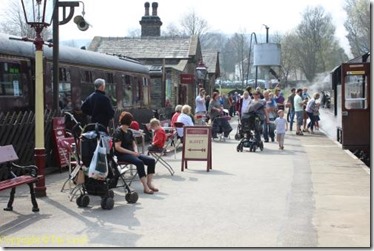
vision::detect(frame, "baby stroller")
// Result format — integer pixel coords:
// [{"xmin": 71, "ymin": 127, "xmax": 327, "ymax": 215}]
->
[
  {"xmin": 236, "ymin": 111, "xmax": 264, "ymax": 152},
  {"xmin": 211, "ymin": 115, "xmax": 232, "ymax": 141},
  {"xmin": 66, "ymin": 117, "xmax": 138, "ymax": 210}
]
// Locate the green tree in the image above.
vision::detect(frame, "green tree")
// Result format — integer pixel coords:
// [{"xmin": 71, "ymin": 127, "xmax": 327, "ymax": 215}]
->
[
  {"xmin": 343, "ymin": 0, "xmax": 370, "ymax": 57},
  {"xmin": 280, "ymin": 33, "xmax": 300, "ymax": 82},
  {"xmin": 295, "ymin": 6, "xmax": 339, "ymax": 82}
]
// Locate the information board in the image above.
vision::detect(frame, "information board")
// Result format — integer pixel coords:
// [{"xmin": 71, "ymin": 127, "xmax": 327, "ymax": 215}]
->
[{"xmin": 181, "ymin": 126, "xmax": 212, "ymax": 172}]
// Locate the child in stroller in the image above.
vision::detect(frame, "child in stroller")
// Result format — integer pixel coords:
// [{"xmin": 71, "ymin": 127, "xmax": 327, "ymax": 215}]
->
[
  {"xmin": 236, "ymin": 111, "xmax": 264, "ymax": 152},
  {"xmin": 67, "ymin": 116, "xmax": 138, "ymax": 210}
]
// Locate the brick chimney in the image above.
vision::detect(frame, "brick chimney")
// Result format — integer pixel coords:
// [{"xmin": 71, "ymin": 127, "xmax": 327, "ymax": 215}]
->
[{"xmin": 140, "ymin": 2, "xmax": 162, "ymax": 37}]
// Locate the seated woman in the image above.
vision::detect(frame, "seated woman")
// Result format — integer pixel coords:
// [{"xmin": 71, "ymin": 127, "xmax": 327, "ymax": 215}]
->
[
  {"xmin": 176, "ymin": 104, "xmax": 194, "ymax": 141},
  {"xmin": 112, "ymin": 111, "xmax": 158, "ymax": 194},
  {"xmin": 171, "ymin": 105, "xmax": 183, "ymax": 127},
  {"xmin": 148, "ymin": 118, "xmax": 167, "ymax": 152}
]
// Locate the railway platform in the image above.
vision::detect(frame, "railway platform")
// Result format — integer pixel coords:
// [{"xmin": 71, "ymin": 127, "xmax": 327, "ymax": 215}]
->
[{"xmin": 0, "ymin": 117, "xmax": 370, "ymax": 247}]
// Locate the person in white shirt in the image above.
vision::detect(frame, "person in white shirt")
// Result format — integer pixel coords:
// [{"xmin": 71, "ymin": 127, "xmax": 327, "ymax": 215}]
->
[
  {"xmin": 238, "ymin": 91, "xmax": 251, "ymax": 118},
  {"xmin": 195, "ymin": 88, "xmax": 207, "ymax": 125},
  {"xmin": 176, "ymin": 105, "xmax": 194, "ymax": 139}
]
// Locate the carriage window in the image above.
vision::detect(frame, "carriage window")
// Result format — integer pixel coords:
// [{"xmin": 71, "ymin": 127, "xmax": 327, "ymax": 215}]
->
[
  {"xmin": 0, "ymin": 62, "xmax": 23, "ymax": 96},
  {"xmin": 105, "ymin": 83, "xmax": 117, "ymax": 107},
  {"xmin": 121, "ymin": 75, "xmax": 132, "ymax": 107},
  {"xmin": 344, "ymin": 74, "xmax": 368, "ymax": 109},
  {"xmin": 106, "ymin": 73, "xmax": 114, "ymax": 84},
  {"xmin": 59, "ymin": 67, "xmax": 71, "ymax": 82},
  {"xmin": 134, "ymin": 77, "xmax": 142, "ymax": 105},
  {"xmin": 82, "ymin": 71, "xmax": 93, "ymax": 83},
  {"xmin": 143, "ymin": 78, "xmax": 149, "ymax": 106},
  {"xmin": 59, "ymin": 82, "xmax": 71, "ymax": 110}
]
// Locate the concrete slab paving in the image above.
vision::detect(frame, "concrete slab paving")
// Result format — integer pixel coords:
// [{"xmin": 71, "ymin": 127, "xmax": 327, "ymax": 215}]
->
[{"xmin": 0, "ymin": 118, "xmax": 370, "ymax": 247}]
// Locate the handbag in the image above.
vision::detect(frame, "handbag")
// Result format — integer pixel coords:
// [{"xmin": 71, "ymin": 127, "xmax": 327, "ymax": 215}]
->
[
  {"xmin": 88, "ymin": 137, "xmax": 108, "ymax": 180},
  {"xmin": 74, "ymin": 169, "xmax": 85, "ymax": 185}
]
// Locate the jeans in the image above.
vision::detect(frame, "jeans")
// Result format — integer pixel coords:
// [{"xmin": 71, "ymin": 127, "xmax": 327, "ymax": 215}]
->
[
  {"xmin": 289, "ymin": 110, "xmax": 295, "ymax": 130},
  {"xmin": 116, "ymin": 153, "xmax": 155, "ymax": 178},
  {"xmin": 263, "ymin": 120, "xmax": 275, "ymax": 141},
  {"xmin": 307, "ymin": 112, "xmax": 316, "ymax": 131}
]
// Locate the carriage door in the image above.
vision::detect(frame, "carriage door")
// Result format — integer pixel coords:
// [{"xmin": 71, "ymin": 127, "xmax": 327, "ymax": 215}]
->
[{"xmin": 341, "ymin": 62, "xmax": 370, "ymax": 150}]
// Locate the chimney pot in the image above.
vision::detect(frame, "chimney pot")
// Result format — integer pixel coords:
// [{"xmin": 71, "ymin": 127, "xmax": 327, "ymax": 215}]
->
[
  {"xmin": 144, "ymin": 2, "xmax": 150, "ymax": 16},
  {"xmin": 152, "ymin": 2, "xmax": 158, "ymax": 16}
]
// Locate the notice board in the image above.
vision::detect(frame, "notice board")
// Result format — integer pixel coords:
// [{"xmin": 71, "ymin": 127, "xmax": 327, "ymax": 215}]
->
[
  {"xmin": 52, "ymin": 117, "xmax": 75, "ymax": 169},
  {"xmin": 181, "ymin": 126, "xmax": 212, "ymax": 172}
]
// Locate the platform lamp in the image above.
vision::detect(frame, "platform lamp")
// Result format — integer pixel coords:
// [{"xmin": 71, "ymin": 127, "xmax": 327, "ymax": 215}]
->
[
  {"xmin": 21, "ymin": 0, "xmax": 56, "ymax": 197},
  {"xmin": 196, "ymin": 59, "xmax": 208, "ymax": 94}
]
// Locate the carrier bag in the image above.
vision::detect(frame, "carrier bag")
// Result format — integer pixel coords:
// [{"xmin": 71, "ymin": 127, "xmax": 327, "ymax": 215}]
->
[{"xmin": 88, "ymin": 138, "xmax": 108, "ymax": 180}]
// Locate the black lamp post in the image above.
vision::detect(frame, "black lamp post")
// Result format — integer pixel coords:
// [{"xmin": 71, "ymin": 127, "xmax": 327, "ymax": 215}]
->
[
  {"xmin": 52, "ymin": 1, "xmax": 88, "ymax": 111},
  {"xmin": 21, "ymin": 0, "xmax": 55, "ymax": 197},
  {"xmin": 196, "ymin": 60, "xmax": 208, "ymax": 93}
]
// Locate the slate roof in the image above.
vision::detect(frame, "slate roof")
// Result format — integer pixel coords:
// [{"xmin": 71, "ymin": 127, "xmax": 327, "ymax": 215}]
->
[
  {"xmin": 203, "ymin": 50, "xmax": 220, "ymax": 77},
  {"xmin": 88, "ymin": 35, "xmax": 199, "ymax": 60}
]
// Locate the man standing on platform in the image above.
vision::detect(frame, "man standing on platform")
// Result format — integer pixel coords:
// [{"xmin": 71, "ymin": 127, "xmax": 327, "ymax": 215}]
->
[{"xmin": 81, "ymin": 78, "xmax": 115, "ymax": 129}]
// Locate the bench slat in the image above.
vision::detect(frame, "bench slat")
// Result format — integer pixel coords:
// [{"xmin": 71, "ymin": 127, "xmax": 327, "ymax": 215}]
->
[{"xmin": 0, "ymin": 175, "xmax": 38, "ymax": 191}]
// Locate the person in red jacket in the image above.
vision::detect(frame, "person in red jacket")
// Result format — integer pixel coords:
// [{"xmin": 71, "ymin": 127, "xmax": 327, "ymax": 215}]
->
[{"xmin": 148, "ymin": 118, "xmax": 166, "ymax": 152}]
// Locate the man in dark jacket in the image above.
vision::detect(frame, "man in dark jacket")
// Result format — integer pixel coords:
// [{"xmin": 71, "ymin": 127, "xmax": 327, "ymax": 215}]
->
[{"xmin": 81, "ymin": 78, "xmax": 115, "ymax": 128}]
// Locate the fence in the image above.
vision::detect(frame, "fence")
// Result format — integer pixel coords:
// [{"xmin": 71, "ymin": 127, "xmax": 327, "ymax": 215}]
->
[{"xmin": 0, "ymin": 110, "xmax": 59, "ymax": 166}]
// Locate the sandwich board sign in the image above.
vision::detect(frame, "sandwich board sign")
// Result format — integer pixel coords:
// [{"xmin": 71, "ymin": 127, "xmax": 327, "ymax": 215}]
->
[{"xmin": 181, "ymin": 126, "xmax": 212, "ymax": 172}]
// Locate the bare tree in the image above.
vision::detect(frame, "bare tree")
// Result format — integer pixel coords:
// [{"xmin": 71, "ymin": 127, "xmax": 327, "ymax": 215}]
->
[
  {"xmin": 162, "ymin": 23, "xmax": 185, "ymax": 37},
  {"xmin": 343, "ymin": 0, "xmax": 370, "ymax": 57},
  {"xmin": 0, "ymin": 0, "xmax": 52, "ymax": 39},
  {"xmin": 180, "ymin": 9, "xmax": 210, "ymax": 37}
]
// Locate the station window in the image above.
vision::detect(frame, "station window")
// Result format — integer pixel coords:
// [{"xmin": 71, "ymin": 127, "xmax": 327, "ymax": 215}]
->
[
  {"xmin": 0, "ymin": 62, "xmax": 23, "ymax": 96},
  {"xmin": 344, "ymin": 74, "xmax": 368, "ymax": 110}
]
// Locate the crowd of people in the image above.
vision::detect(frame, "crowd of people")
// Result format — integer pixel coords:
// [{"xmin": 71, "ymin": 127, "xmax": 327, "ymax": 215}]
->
[{"xmin": 71, "ymin": 77, "xmax": 322, "ymax": 195}]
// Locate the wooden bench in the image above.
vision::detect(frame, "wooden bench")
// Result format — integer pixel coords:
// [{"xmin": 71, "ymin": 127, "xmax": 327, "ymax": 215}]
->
[{"xmin": 0, "ymin": 145, "xmax": 41, "ymax": 212}]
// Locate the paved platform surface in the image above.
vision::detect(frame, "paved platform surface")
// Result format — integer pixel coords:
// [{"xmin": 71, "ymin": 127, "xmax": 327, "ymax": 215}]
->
[{"xmin": 0, "ymin": 117, "xmax": 370, "ymax": 248}]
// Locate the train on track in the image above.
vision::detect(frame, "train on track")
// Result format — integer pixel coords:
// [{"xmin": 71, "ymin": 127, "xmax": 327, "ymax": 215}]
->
[
  {"xmin": 0, "ymin": 32, "xmax": 154, "ymax": 120},
  {"xmin": 330, "ymin": 52, "xmax": 370, "ymax": 166}
]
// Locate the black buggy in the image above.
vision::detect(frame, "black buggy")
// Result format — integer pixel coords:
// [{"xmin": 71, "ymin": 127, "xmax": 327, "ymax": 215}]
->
[
  {"xmin": 236, "ymin": 111, "xmax": 264, "ymax": 152},
  {"xmin": 64, "ymin": 113, "xmax": 139, "ymax": 210}
]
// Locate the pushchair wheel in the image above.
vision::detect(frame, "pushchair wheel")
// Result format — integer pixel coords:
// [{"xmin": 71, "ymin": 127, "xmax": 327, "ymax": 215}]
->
[
  {"xmin": 259, "ymin": 141, "xmax": 264, "ymax": 151},
  {"xmin": 107, "ymin": 189, "xmax": 115, "ymax": 198},
  {"xmin": 76, "ymin": 194, "xmax": 90, "ymax": 208},
  {"xmin": 235, "ymin": 133, "xmax": 241, "ymax": 140},
  {"xmin": 125, "ymin": 192, "xmax": 139, "ymax": 204},
  {"xmin": 101, "ymin": 197, "xmax": 114, "ymax": 210}
]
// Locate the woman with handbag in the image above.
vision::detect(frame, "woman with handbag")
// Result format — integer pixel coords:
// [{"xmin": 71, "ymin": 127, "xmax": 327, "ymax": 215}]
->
[{"xmin": 113, "ymin": 111, "xmax": 158, "ymax": 194}]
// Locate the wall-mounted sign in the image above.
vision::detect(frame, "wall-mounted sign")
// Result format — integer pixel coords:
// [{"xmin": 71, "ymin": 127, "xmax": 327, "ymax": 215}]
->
[{"xmin": 180, "ymin": 74, "xmax": 194, "ymax": 84}]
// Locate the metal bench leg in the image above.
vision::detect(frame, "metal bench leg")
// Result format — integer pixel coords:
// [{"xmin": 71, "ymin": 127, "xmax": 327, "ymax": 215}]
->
[
  {"xmin": 28, "ymin": 183, "xmax": 40, "ymax": 212},
  {"xmin": 4, "ymin": 187, "xmax": 16, "ymax": 211}
]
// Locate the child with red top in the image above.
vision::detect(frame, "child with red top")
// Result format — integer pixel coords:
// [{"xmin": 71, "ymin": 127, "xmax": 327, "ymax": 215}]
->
[{"xmin": 148, "ymin": 118, "xmax": 166, "ymax": 152}]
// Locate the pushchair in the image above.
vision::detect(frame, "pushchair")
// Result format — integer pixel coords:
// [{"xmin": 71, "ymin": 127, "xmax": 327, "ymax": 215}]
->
[
  {"xmin": 63, "ymin": 114, "xmax": 138, "ymax": 210},
  {"xmin": 236, "ymin": 111, "xmax": 264, "ymax": 152},
  {"xmin": 211, "ymin": 115, "xmax": 232, "ymax": 141}
]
